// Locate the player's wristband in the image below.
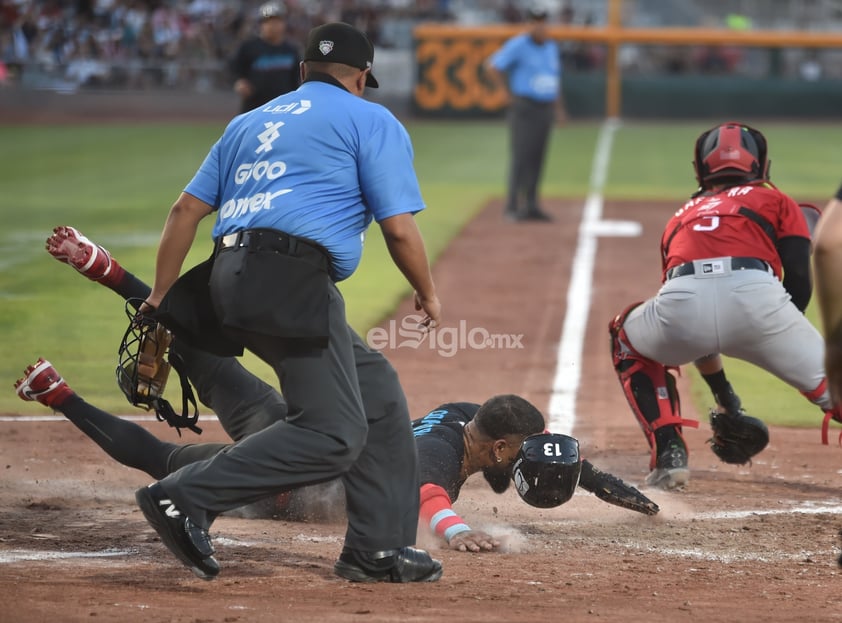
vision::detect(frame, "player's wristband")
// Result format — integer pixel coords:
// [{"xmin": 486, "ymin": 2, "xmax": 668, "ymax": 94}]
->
[
  {"xmin": 430, "ymin": 509, "xmax": 472, "ymax": 543},
  {"xmin": 419, "ymin": 483, "xmax": 472, "ymax": 542}
]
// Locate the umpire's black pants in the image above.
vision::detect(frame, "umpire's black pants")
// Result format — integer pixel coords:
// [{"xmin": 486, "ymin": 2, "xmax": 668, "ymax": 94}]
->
[
  {"xmin": 170, "ymin": 341, "xmax": 287, "ymax": 442},
  {"xmin": 158, "ymin": 247, "xmax": 420, "ymax": 552},
  {"xmin": 506, "ymin": 96, "xmax": 555, "ymax": 216}
]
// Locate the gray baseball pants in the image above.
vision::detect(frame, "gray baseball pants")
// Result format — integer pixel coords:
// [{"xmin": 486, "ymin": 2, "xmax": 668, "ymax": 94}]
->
[
  {"xmin": 623, "ymin": 258, "xmax": 832, "ymax": 409},
  {"xmin": 506, "ymin": 96, "xmax": 555, "ymax": 216},
  {"xmin": 159, "ymin": 278, "xmax": 419, "ymax": 552}
]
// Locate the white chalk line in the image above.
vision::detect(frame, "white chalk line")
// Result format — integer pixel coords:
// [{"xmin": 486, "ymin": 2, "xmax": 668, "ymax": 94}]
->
[
  {"xmin": 548, "ymin": 118, "xmax": 641, "ymax": 435},
  {"xmin": 5, "ymin": 503, "xmax": 839, "ymax": 566},
  {"xmin": 0, "ymin": 549, "xmax": 132, "ymax": 563},
  {"xmin": 534, "ymin": 502, "xmax": 842, "ymax": 563},
  {"xmin": 695, "ymin": 503, "xmax": 842, "ymax": 520},
  {"xmin": 0, "ymin": 414, "xmax": 220, "ymax": 423},
  {"xmin": 0, "ymin": 535, "xmax": 344, "ymax": 565}
]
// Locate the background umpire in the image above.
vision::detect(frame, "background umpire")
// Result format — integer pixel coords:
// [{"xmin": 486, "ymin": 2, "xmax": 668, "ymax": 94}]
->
[
  {"xmin": 485, "ymin": 6, "xmax": 567, "ymax": 223},
  {"xmin": 137, "ymin": 22, "xmax": 443, "ymax": 583}
]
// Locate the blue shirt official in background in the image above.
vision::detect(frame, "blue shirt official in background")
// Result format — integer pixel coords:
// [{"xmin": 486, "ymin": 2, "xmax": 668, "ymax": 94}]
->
[{"xmin": 487, "ymin": 6, "xmax": 567, "ymax": 223}]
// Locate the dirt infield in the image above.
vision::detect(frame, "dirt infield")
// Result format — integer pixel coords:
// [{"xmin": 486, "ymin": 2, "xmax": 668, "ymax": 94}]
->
[{"xmin": 1, "ymin": 198, "xmax": 841, "ymax": 623}]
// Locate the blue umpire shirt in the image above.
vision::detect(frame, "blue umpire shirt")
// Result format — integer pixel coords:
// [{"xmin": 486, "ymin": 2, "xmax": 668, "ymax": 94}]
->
[
  {"xmin": 488, "ymin": 33, "xmax": 561, "ymax": 102},
  {"xmin": 184, "ymin": 73, "xmax": 426, "ymax": 281}
]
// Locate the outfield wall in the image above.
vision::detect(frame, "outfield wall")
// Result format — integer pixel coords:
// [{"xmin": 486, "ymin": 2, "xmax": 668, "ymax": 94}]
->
[
  {"xmin": 561, "ymin": 73, "xmax": 842, "ymax": 119},
  {"xmin": 412, "ymin": 23, "xmax": 842, "ymax": 119},
  {"xmin": 0, "ymin": 83, "xmax": 412, "ymax": 124}
]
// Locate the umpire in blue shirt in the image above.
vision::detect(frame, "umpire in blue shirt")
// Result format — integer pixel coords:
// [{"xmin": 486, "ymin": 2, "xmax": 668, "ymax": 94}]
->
[
  {"xmin": 486, "ymin": 6, "xmax": 567, "ymax": 222},
  {"xmin": 136, "ymin": 22, "xmax": 443, "ymax": 583}
]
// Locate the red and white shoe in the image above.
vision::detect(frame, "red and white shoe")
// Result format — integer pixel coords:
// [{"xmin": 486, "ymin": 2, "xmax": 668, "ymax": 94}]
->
[
  {"xmin": 14, "ymin": 358, "xmax": 74, "ymax": 408},
  {"xmin": 46, "ymin": 226, "xmax": 113, "ymax": 281}
]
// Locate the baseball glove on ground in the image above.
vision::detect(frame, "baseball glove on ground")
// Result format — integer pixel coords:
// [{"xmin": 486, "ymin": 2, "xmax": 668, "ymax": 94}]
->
[
  {"xmin": 578, "ymin": 459, "xmax": 659, "ymax": 515},
  {"xmin": 708, "ymin": 409, "xmax": 769, "ymax": 465}
]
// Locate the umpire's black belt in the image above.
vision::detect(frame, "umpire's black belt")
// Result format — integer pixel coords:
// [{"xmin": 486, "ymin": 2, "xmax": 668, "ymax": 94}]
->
[
  {"xmin": 216, "ymin": 228, "xmax": 330, "ymax": 270},
  {"xmin": 665, "ymin": 257, "xmax": 770, "ymax": 281}
]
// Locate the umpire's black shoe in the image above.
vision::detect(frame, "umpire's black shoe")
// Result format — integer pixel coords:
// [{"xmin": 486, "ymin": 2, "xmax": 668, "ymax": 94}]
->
[
  {"xmin": 334, "ymin": 546, "xmax": 443, "ymax": 583},
  {"xmin": 135, "ymin": 483, "xmax": 219, "ymax": 580},
  {"xmin": 524, "ymin": 208, "xmax": 553, "ymax": 222}
]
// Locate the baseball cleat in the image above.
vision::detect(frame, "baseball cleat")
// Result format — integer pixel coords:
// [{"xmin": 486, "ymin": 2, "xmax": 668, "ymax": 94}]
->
[
  {"xmin": 524, "ymin": 208, "xmax": 553, "ymax": 222},
  {"xmin": 334, "ymin": 546, "xmax": 443, "ymax": 583},
  {"xmin": 646, "ymin": 438, "xmax": 689, "ymax": 490},
  {"xmin": 14, "ymin": 358, "xmax": 74, "ymax": 407},
  {"xmin": 46, "ymin": 226, "xmax": 113, "ymax": 281},
  {"xmin": 135, "ymin": 483, "xmax": 219, "ymax": 580}
]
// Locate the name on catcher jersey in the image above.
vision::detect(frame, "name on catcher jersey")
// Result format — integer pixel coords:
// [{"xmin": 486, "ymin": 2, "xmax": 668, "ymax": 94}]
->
[{"xmin": 661, "ymin": 183, "xmax": 810, "ymax": 280}]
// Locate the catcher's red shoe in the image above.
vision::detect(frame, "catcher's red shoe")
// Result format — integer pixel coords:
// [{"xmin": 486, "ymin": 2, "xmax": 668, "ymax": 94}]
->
[
  {"xmin": 46, "ymin": 226, "xmax": 114, "ymax": 281},
  {"xmin": 15, "ymin": 358, "xmax": 74, "ymax": 408}
]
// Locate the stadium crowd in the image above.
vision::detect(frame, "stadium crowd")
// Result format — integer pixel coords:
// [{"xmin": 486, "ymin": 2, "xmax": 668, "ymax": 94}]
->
[
  {"xmin": 0, "ymin": 0, "xmax": 450, "ymax": 90},
  {"xmin": 2, "ymin": 0, "xmax": 833, "ymax": 91}
]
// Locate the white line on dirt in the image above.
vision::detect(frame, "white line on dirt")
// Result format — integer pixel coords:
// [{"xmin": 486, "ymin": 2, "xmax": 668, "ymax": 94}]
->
[
  {"xmin": 695, "ymin": 503, "xmax": 842, "ymax": 520},
  {"xmin": 0, "ymin": 549, "xmax": 131, "ymax": 563},
  {"xmin": 0, "ymin": 415, "xmax": 219, "ymax": 422},
  {"xmin": 548, "ymin": 118, "xmax": 629, "ymax": 435}
]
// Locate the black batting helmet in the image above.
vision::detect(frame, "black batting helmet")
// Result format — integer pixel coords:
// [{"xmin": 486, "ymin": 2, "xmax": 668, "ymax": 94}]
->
[
  {"xmin": 693, "ymin": 121, "xmax": 770, "ymax": 189},
  {"xmin": 513, "ymin": 433, "xmax": 581, "ymax": 508}
]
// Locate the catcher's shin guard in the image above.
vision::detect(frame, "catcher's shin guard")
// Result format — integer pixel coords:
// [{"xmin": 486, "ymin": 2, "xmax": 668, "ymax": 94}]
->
[
  {"xmin": 799, "ymin": 378, "xmax": 842, "ymax": 445},
  {"xmin": 609, "ymin": 304, "xmax": 699, "ymax": 468}
]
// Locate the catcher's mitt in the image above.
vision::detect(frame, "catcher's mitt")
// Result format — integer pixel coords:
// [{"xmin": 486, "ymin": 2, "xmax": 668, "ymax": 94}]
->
[
  {"xmin": 708, "ymin": 408, "xmax": 769, "ymax": 465},
  {"xmin": 577, "ymin": 459, "xmax": 659, "ymax": 516},
  {"xmin": 117, "ymin": 299, "xmax": 200, "ymax": 435}
]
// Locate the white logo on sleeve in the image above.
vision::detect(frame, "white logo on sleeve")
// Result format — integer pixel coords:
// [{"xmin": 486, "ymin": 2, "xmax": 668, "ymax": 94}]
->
[
  {"xmin": 256, "ymin": 121, "xmax": 285, "ymax": 154},
  {"xmin": 292, "ymin": 100, "xmax": 311, "ymax": 114}
]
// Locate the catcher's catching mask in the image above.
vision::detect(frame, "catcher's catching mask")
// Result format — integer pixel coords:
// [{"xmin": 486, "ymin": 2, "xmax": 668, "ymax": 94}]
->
[
  {"xmin": 513, "ymin": 433, "xmax": 582, "ymax": 508},
  {"xmin": 116, "ymin": 299, "xmax": 200, "ymax": 435},
  {"xmin": 693, "ymin": 121, "xmax": 770, "ymax": 189}
]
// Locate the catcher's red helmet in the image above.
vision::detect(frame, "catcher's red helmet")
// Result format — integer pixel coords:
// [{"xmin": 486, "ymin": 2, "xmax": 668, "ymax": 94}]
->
[{"xmin": 693, "ymin": 121, "xmax": 769, "ymax": 188}]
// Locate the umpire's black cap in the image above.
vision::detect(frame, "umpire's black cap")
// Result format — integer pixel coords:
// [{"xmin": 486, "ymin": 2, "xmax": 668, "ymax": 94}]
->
[{"xmin": 304, "ymin": 22, "xmax": 379, "ymax": 88}]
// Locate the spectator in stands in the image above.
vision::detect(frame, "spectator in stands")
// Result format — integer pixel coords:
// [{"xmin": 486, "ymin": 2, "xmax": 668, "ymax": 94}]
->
[
  {"xmin": 230, "ymin": 1, "xmax": 300, "ymax": 113},
  {"xmin": 64, "ymin": 30, "xmax": 111, "ymax": 88}
]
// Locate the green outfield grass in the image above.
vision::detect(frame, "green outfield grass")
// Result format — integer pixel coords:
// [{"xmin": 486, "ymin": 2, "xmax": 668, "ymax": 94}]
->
[{"xmin": 2, "ymin": 119, "xmax": 842, "ymax": 428}]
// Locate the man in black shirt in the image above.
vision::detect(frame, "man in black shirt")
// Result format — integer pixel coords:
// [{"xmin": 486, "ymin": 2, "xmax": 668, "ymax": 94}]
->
[{"xmin": 230, "ymin": 2, "xmax": 301, "ymax": 113}]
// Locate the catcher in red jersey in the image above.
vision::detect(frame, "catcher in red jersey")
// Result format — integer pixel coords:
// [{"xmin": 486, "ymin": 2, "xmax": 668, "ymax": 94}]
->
[{"xmin": 609, "ymin": 121, "xmax": 841, "ymax": 490}]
